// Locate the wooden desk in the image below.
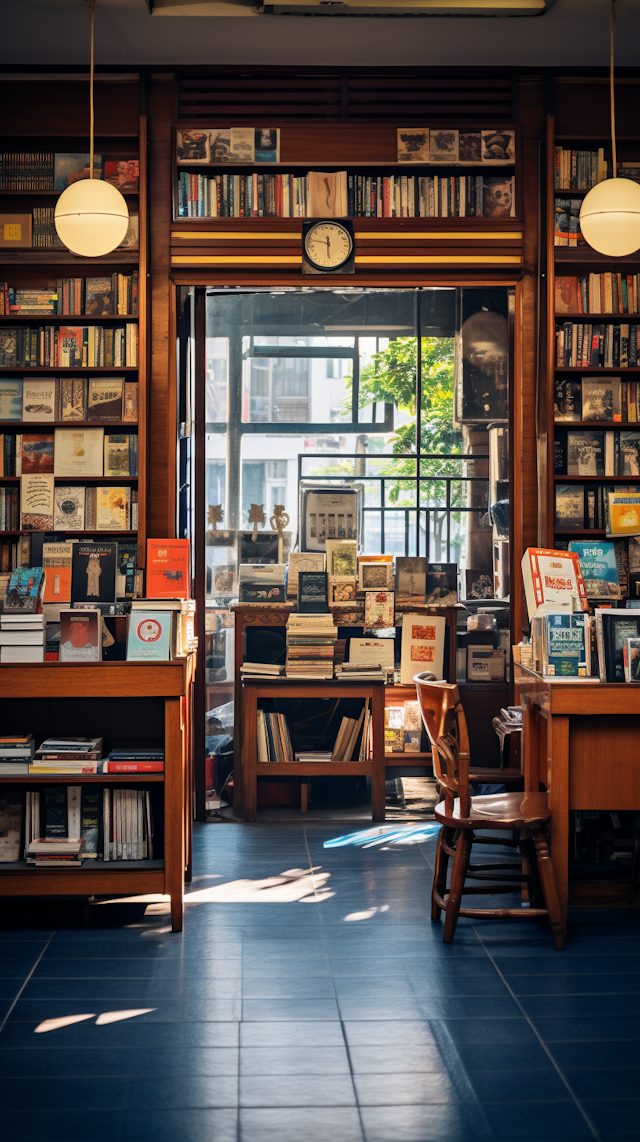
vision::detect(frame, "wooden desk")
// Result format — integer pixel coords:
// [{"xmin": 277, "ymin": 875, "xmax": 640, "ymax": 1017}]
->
[
  {"xmin": 0, "ymin": 659, "xmax": 194, "ymax": 932},
  {"xmin": 515, "ymin": 664, "xmax": 640, "ymax": 934},
  {"xmin": 241, "ymin": 678, "xmax": 386, "ymax": 822}
]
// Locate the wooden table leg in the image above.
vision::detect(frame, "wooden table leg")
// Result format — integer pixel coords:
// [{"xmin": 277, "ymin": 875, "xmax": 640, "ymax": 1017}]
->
[
  {"xmin": 371, "ymin": 683, "xmax": 386, "ymax": 821},
  {"xmin": 547, "ymin": 714, "xmax": 570, "ymax": 939},
  {"xmin": 522, "ymin": 697, "xmax": 541, "ymax": 792},
  {"xmin": 165, "ymin": 696, "xmax": 185, "ymax": 933},
  {"xmin": 242, "ymin": 683, "xmax": 258, "ymax": 823}
]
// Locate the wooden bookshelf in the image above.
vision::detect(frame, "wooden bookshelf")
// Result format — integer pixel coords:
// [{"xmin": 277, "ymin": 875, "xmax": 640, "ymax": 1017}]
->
[{"xmin": 0, "ymin": 659, "xmax": 194, "ymax": 931}]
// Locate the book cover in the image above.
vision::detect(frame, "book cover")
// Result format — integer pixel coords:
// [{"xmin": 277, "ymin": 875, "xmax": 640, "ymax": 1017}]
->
[
  {"xmin": 127, "ymin": 610, "xmax": 172, "ymax": 661},
  {"xmin": 555, "ymin": 484, "xmax": 585, "ymax": 530},
  {"xmin": 0, "ymin": 378, "xmax": 23, "ymax": 421},
  {"xmin": 325, "ymin": 540, "xmax": 357, "ymax": 580},
  {"xmin": 176, "ymin": 129, "xmax": 211, "ymax": 163},
  {"xmin": 606, "ymin": 490, "xmax": 640, "ymax": 537},
  {"xmin": 400, "ymin": 613, "xmax": 447, "ymax": 683},
  {"xmin": 54, "ymin": 427, "xmax": 103, "ymax": 477},
  {"xmin": 425, "ymin": 563, "xmax": 458, "ymax": 605},
  {"xmin": 458, "ymin": 131, "xmax": 482, "ymax": 163},
  {"xmin": 71, "ymin": 542, "xmax": 117, "ymax": 604},
  {"xmin": 623, "ymin": 636, "xmax": 640, "ymax": 682},
  {"xmin": 254, "ymin": 128, "xmax": 279, "ymax": 164},
  {"xmin": 87, "ymin": 378, "xmax": 124, "ymax": 421},
  {"xmin": 364, "ymin": 590, "xmax": 395, "ymax": 629},
  {"xmin": 397, "ymin": 128, "xmax": 430, "ymax": 163},
  {"xmin": 104, "ymin": 434, "xmax": 130, "ymax": 476},
  {"xmin": 0, "ymin": 331, "xmax": 17, "ymax": 368},
  {"xmin": 21, "ymin": 433, "xmax": 54, "ymax": 474},
  {"xmin": 84, "ymin": 277, "xmax": 115, "ymax": 316},
  {"xmin": 96, "ymin": 486, "xmax": 130, "ymax": 531},
  {"xmin": 22, "ymin": 380, "xmax": 56, "ymax": 422},
  {"xmin": 20, "ymin": 473, "xmax": 54, "ymax": 530},
  {"xmin": 54, "ymin": 153, "xmax": 102, "ymax": 191},
  {"xmin": 59, "ymin": 608, "xmax": 101, "ymax": 663},
  {"xmin": 0, "ymin": 214, "xmax": 32, "ymax": 248},
  {"xmin": 349, "ymin": 638, "xmax": 395, "ymax": 670},
  {"xmin": 146, "ymin": 539, "xmax": 191, "ymax": 599},
  {"xmin": 123, "ymin": 382, "xmax": 138, "ymax": 422},
  {"xmin": 117, "ymin": 212, "xmax": 139, "ymax": 250},
  {"xmin": 81, "ymin": 786, "xmax": 100, "ymax": 857},
  {"xmin": 103, "ymin": 159, "xmax": 139, "ymax": 193},
  {"xmin": 53, "ymin": 485, "xmax": 85, "ymax": 531},
  {"xmin": 521, "ymin": 548, "xmax": 589, "ymax": 621},
  {"xmin": 59, "ymin": 377, "xmax": 86, "ymax": 421},
  {"xmin": 430, "ymin": 129, "xmax": 458, "ymax": 163},
  {"xmin": 238, "ymin": 563, "xmax": 286, "ymax": 603},
  {"xmin": 543, "ymin": 612, "xmax": 586, "ymax": 676},
  {"xmin": 298, "ymin": 570, "xmax": 329, "ymax": 613},
  {"xmin": 566, "ymin": 431, "xmax": 605, "ymax": 476},
  {"xmin": 481, "ymin": 129, "xmax": 515, "ymax": 164},
  {"xmin": 358, "ymin": 560, "xmax": 393, "ymax": 592},
  {"xmin": 618, "ymin": 430, "xmax": 640, "ymax": 477},
  {"xmin": 395, "ymin": 557, "xmax": 427, "ymax": 604},
  {"xmin": 42, "ymin": 540, "xmax": 73, "ymax": 603},
  {"xmin": 555, "ymin": 277, "xmax": 579, "ymax": 314},
  {"xmin": 554, "ymin": 378, "xmax": 581, "ymax": 421},
  {"xmin": 582, "ymin": 377, "xmax": 622, "ymax": 421},
  {"xmin": 568, "ymin": 540, "xmax": 620, "ymax": 599},
  {"xmin": 287, "ymin": 553, "xmax": 326, "ymax": 598},
  {"xmin": 44, "ymin": 785, "xmax": 66, "ymax": 838},
  {"xmin": 461, "ymin": 570, "xmax": 494, "ymax": 600},
  {"xmin": 0, "ymin": 792, "xmax": 22, "ymax": 861},
  {"xmin": 115, "ymin": 540, "xmax": 137, "ymax": 598},
  {"xmin": 600, "ymin": 610, "xmax": 640, "ymax": 681},
  {"xmin": 58, "ymin": 326, "xmax": 84, "ymax": 367},
  {"xmin": 482, "ymin": 176, "xmax": 514, "ymax": 218}
]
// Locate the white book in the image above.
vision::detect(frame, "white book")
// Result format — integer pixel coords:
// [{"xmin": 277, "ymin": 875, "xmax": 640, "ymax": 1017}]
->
[
  {"xmin": 0, "ymin": 645, "xmax": 44, "ymax": 662},
  {"xmin": 67, "ymin": 786, "xmax": 82, "ymax": 840},
  {"xmin": 54, "ymin": 427, "xmax": 104, "ymax": 477},
  {"xmin": 22, "ymin": 379, "xmax": 56, "ymax": 422},
  {"xmin": 0, "ymin": 630, "xmax": 46, "ymax": 644},
  {"xmin": 349, "ymin": 638, "xmax": 394, "ymax": 670},
  {"xmin": 400, "ymin": 613, "xmax": 446, "ymax": 684}
]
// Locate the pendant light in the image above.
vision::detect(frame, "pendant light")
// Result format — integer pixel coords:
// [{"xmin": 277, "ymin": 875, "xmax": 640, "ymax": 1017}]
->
[
  {"xmin": 579, "ymin": 0, "xmax": 640, "ymax": 258},
  {"xmin": 54, "ymin": 0, "xmax": 129, "ymax": 258}
]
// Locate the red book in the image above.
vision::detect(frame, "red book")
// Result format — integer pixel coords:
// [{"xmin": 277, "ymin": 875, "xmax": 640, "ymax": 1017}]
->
[
  {"xmin": 103, "ymin": 761, "xmax": 164, "ymax": 772},
  {"xmin": 146, "ymin": 538, "xmax": 190, "ymax": 599}
]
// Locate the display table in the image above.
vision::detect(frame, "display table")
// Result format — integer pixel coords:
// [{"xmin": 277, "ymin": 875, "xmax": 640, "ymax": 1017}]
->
[{"xmin": 515, "ymin": 664, "xmax": 640, "ymax": 934}]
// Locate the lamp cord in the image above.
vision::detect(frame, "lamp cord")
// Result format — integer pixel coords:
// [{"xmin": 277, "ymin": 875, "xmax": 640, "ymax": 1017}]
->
[
  {"xmin": 610, "ymin": 0, "xmax": 617, "ymax": 176},
  {"xmin": 88, "ymin": 0, "xmax": 94, "ymax": 179}
]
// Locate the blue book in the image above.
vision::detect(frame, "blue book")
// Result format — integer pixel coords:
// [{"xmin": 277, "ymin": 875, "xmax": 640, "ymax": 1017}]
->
[
  {"xmin": 0, "ymin": 378, "xmax": 23, "ymax": 421},
  {"xmin": 126, "ymin": 610, "xmax": 172, "ymax": 661},
  {"xmin": 544, "ymin": 612, "xmax": 586, "ymax": 677},
  {"xmin": 569, "ymin": 540, "xmax": 620, "ymax": 599}
]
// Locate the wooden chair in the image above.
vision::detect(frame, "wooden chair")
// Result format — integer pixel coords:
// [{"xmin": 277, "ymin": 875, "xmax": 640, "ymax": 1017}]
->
[{"xmin": 413, "ymin": 674, "xmax": 564, "ymax": 949}]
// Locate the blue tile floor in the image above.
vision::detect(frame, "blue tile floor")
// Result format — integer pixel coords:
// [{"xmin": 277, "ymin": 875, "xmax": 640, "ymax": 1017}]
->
[{"xmin": 0, "ymin": 820, "xmax": 639, "ymax": 1142}]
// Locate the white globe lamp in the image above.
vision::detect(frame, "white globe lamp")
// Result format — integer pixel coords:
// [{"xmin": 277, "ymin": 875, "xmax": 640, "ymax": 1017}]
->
[
  {"xmin": 580, "ymin": 177, "xmax": 640, "ymax": 258},
  {"xmin": 55, "ymin": 179, "xmax": 129, "ymax": 258}
]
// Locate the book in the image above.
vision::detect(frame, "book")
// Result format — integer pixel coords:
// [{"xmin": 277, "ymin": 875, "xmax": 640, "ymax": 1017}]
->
[
  {"xmin": 59, "ymin": 608, "xmax": 101, "ymax": 663},
  {"xmin": 87, "ymin": 378, "xmax": 124, "ymax": 421},
  {"xmin": 400, "ymin": 613, "xmax": 447, "ymax": 683},
  {"xmin": 425, "ymin": 563, "xmax": 457, "ymax": 605},
  {"xmin": 596, "ymin": 608, "xmax": 640, "ymax": 682},
  {"xmin": 460, "ymin": 570, "xmax": 494, "ymax": 601},
  {"xmin": 349, "ymin": 637, "xmax": 394, "ymax": 673},
  {"xmin": 104, "ymin": 159, "xmax": 139, "ymax": 193},
  {"xmin": 521, "ymin": 548, "xmax": 588, "ymax": 621},
  {"xmin": 605, "ymin": 490, "xmax": 640, "ymax": 537},
  {"xmin": 54, "ymin": 427, "xmax": 104, "ymax": 477},
  {"xmin": 146, "ymin": 539, "xmax": 191, "ymax": 599},
  {"xmin": 307, "ymin": 171, "xmax": 348, "ymax": 218},
  {"xmin": 397, "ymin": 128, "xmax": 430, "ymax": 163},
  {"xmin": 623, "ymin": 636, "xmax": 640, "ymax": 682},
  {"xmin": 96, "ymin": 486, "xmax": 131, "ymax": 531},
  {"xmin": 84, "ymin": 276, "xmax": 115, "ymax": 316},
  {"xmin": 21, "ymin": 433, "xmax": 54, "ymax": 475},
  {"xmin": 325, "ymin": 540, "xmax": 357, "ymax": 580},
  {"xmin": 582, "ymin": 378, "xmax": 622, "ymax": 422},
  {"xmin": 566, "ymin": 431, "xmax": 605, "ymax": 476},
  {"xmin": 430, "ymin": 129, "xmax": 458, "ymax": 163},
  {"xmin": 123, "ymin": 382, "xmax": 138, "ymax": 422},
  {"xmin": 364, "ymin": 591, "xmax": 395, "ymax": 629},
  {"xmin": 44, "ymin": 785, "xmax": 66, "ymax": 837},
  {"xmin": 54, "ymin": 153, "xmax": 102, "ymax": 191},
  {"xmin": 22, "ymin": 380, "xmax": 56, "ymax": 422},
  {"xmin": 0, "ymin": 378, "xmax": 23, "ymax": 422},
  {"xmin": 568, "ymin": 540, "xmax": 620, "ymax": 599},
  {"xmin": 358, "ymin": 560, "xmax": 394, "ymax": 592},
  {"xmin": 71, "ymin": 542, "xmax": 117, "ymax": 604},
  {"xmin": 555, "ymin": 484, "xmax": 584, "ymax": 530},
  {"xmin": 0, "ymin": 792, "xmax": 22, "ymax": 861},
  {"xmin": 127, "ymin": 610, "xmax": 172, "ymax": 661},
  {"xmin": 395, "ymin": 557, "xmax": 427, "ymax": 604},
  {"xmin": 42, "ymin": 540, "xmax": 73, "ymax": 603},
  {"xmin": 542, "ymin": 612, "xmax": 587, "ymax": 676},
  {"xmin": 287, "ymin": 552, "xmax": 326, "ymax": 598},
  {"xmin": 555, "ymin": 276, "xmax": 580, "ymax": 314},
  {"xmin": 81, "ymin": 786, "xmax": 100, "ymax": 857},
  {"xmin": 59, "ymin": 377, "xmax": 87, "ymax": 421},
  {"xmin": 554, "ymin": 378, "xmax": 581, "ymax": 422},
  {"xmin": 239, "ymin": 562, "xmax": 286, "ymax": 604},
  {"xmin": 20, "ymin": 473, "xmax": 54, "ymax": 530},
  {"xmin": 54, "ymin": 486, "xmax": 85, "ymax": 531},
  {"xmin": 618, "ymin": 430, "xmax": 640, "ymax": 477},
  {"xmin": 0, "ymin": 214, "xmax": 32, "ymax": 248},
  {"xmin": 298, "ymin": 570, "xmax": 329, "ymax": 613},
  {"xmin": 482, "ymin": 175, "xmax": 515, "ymax": 217}
]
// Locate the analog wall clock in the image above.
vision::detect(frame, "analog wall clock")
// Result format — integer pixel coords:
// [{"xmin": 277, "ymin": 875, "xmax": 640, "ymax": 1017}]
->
[{"xmin": 302, "ymin": 220, "xmax": 355, "ymax": 275}]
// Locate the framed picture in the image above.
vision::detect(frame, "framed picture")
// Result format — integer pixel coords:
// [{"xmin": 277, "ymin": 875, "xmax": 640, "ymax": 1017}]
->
[
  {"xmin": 358, "ymin": 560, "xmax": 394, "ymax": 592},
  {"xmin": 299, "ymin": 482, "xmax": 363, "ymax": 553},
  {"xmin": 329, "ymin": 580, "xmax": 357, "ymax": 605},
  {"xmin": 326, "ymin": 539, "xmax": 358, "ymax": 580}
]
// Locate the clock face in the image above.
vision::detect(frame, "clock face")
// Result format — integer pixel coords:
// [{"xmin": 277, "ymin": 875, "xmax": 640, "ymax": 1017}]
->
[{"xmin": 304, "ymin": 222, "xmax": 353, "ymax": 270}]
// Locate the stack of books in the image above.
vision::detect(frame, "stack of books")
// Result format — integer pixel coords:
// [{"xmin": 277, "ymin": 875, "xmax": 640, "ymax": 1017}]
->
[
  {"xmin": 334, "ymin": 661, "xmax": 387, "ymax": 682},
  {"xmin": 294, "ymin": 750, "xmax": 333, "ymax": 763},
  {"xmin": 285, "ymin": 613, "xmax": 337, "ymax": 679},
  {"xmin": 257, "ymin": 710, "xmax": 294, "ymax": 764},
  {"xmin": 26, "ymin": 838, "xmax": 86, "ymax": 867},
  {"xmin": 0, "ymin": 734, "xmax": 34, "ymax": 776},
  {"xmin": 30, "ymin": 736, "xmax": 102, "ymax": 775},
  {"xmin": 103, "ymin": 749, "xmax": 164, "ymax": 773},
  {"xmin": 240, "ymin": 662, "xmax": 285, "ymax": 681},
  {"xmin": 0, "ymin": 612, "xmax": 45, "ymax": 663}
]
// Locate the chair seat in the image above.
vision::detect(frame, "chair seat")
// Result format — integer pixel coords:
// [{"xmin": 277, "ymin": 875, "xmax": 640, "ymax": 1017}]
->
[{"xmin": 435, "ymin": 790, "xmax": 550, "ymax": 829}]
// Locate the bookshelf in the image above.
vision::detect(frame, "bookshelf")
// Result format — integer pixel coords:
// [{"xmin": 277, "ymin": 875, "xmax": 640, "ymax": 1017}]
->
[
  {"xmin": 0, "ymin": 114, "xmax": 148, "ymax": 568},
  {"xmin": 0, "ymin": 659, "xmax": 193, "ymax": 932},
  {"xmin": 546, "ymin": 115, "xmax": 640, "ymax": 568}
]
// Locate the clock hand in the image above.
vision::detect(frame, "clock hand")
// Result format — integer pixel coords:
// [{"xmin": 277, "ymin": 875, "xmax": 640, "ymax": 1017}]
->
[{"xmin": 326, "ymin": 235, "xmax": 331, "ymax": 257}]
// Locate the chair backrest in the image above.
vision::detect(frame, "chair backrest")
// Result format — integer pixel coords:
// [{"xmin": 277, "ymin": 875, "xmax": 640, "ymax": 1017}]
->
[{"xmin": 413, "ymin": 673, "xmax": 471, "ymax": 816}]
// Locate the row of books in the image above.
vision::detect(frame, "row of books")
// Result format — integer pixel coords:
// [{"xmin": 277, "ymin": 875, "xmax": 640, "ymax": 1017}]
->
[
  {"xmin": 0, "ymin": 153, "xmax": 139, "ymax": 192},
  {"xmin": 555, "ymin": 429, "xmax": 640, "ymax": 477},
  {"xmin": 555, "ymin": 377, "xmax": 639, "ymax": 423},
  {"xmin": 531, "ymin": 607, "xmax": 640, "ymax": 683},
  {"xmin": 0, "ymin": 274, "xmax": 139, "ymax": 317},
  {"xmin": 0, "ymin": 786, "xmax": 154, "ymax": 865},
  {"xmin": 0, "ymin": 611, "xmax": 44, "ymax": 663},
  {"xmin": 555, "ymin": 483, "xmax": 640, "ymax": 535},
  {"xmin": 0, "ymin": 377, "xmax": 138, "ymax": 423},
  {"xmin": 555, "ymin": 274, "xmax": 640, "ymax": 316},
  {"xmin": 1, "ymin": 482, "xmax": 138, "ymax": 533},
  {"xmin": 0, "ymin": 431, "xmax": 138, "ymax": 478},
  {"xmin": 26, "ymin": 206, "xmax": 139, "ymax": 252},
  {"xmin": 0, "ymin": 735, "xmax": 164, "ymax": 775},
  {"xmin": 565, "ymin": 538, "xmax": 638, "ymax": 600},
  {"xmin": 553, "ymin": 147, "xmax": 609, "ymax": 190},
  {"xmin": 556, "ymin": 323, "xmax": 640, "ymax": 369},
  {"xmin": 256, "ymin": 703, "xmax": 372, "ymax": 765},
  {"xmin": 0, "ymin": 538, "xmax": 22, "ymax": 572},
  {"xmin": 0, "ymin": 325, "xmax": 138, "ymax": 369},
  {"xmin": 177, "ymin": 170, "xmax": 515, "ymax": 220}
]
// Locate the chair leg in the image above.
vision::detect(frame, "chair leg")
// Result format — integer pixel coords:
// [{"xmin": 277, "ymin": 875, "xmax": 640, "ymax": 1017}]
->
[
  {"xmin": 431, "ymin": 826, "xmax": 451, "ymax": 921},
  {"xmin": 531, "ymin": 827, "xmax": 564, "ymax": 950},
  {"xmin": 443, "ymin": 828, "xmax": 472, "ymax": 944}
]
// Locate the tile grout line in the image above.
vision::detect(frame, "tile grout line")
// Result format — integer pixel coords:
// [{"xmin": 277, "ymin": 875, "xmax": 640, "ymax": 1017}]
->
[
  {"xmin": 303, "ymin": 824, "xmax": 367, "ymax": 1142},
  {"xmin": 0, "ymin": 932, "xmax": 56, "ymax": 1036},
  {"xmin": 469, "ymin": 923, "xmax": 601, "ymax": 1141}
]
